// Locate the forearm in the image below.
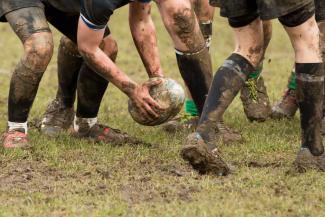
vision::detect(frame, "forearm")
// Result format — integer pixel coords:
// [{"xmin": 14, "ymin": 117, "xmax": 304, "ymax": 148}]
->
[
  {"xmin": 80, "ymin": 47, "xmax": 137, "ymax": 96},
  {"xmin": 130, "ymin": 5, "xmax": 163, "ymax": 78}
]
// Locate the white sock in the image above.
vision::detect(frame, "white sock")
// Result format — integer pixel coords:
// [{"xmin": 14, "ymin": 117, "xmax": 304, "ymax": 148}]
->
[
  {"xmin": 73, "ymin": 116, "xmax": 97, "ymax": 132},
  {"xmin": 8, "ymin": 121, "xmax": 28, "ymax": 134}
]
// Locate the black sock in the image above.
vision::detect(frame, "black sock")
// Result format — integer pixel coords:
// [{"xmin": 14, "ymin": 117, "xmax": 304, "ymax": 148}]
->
[
  {"xmin": 176, "ymin": 47, "xmax": 213, "ymax": 114},
  {"xmin": 76, "ymin": 63, "xmax": 108, "ymax": 118},
  {"xmin": 197, "ymin": 53, "xmax": 255, "ymax": 143},
  {"xmin": 8, "ymin": 61, "xmax": 44, "ymax": 122},
  {"xmin": 296, "ymin": 63, "xmax": 324, "ymax": 156},
  {"xmin": 56, "ymin": 37, "xmax": 83, "ymax": 108}
]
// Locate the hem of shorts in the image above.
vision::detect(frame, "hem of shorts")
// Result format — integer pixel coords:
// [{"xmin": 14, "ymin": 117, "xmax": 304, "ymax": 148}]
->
[
  {"xmin": 220, "ymin": 8, "xmax": 254, "ymax": 19},
  {"xmin": 0, "ymin": 5, "xmax": 44, "ymax": 22},
  {"xmin": 260, "ymin": 1, "xmax": 313, "ymax": 20}
]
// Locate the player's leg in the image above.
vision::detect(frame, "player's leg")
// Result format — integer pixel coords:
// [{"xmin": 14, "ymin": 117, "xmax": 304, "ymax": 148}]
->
[
  {"xmin": 155, "ymin": 0, "xmax": 242, "ymax": 142},
  {"xmin": 181, "ymin": 0, "xmax": 265, "ymax": 174},
  {"xmin": 185, "ymin": 0, "xmax": 214, "ymax": 119},
  {"xmin": 271, "ymin": 0, "xmax": 325, "ymax": 120},
  {"xmin": 162, "ymin": 0, "xmax": 214, "ymax": 132},
  {"xmin": 278, "ymin": 3, "xmax": 325, "ymax": 170},
  {"xmin": 239, "ymin": 20, "xmax": 272, "ymax": 122},
  {"xmin": 2, "ymin": 7, "xmax": 53, "ymax": 148},
  {"xmin": 154, "ymin": 0, "xmax": 212, "ymax": 115},
  {"xmin": 40, "ymin": 36, "xmax": 82, "ymax": 136}
]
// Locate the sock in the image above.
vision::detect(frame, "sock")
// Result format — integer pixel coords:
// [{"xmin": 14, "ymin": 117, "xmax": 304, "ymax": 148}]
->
[
  {"xmin": 176, "ymin": 47, "xmax": 213, "ymax": 115},
  {"xmin": 8, "ymin": 61, "xmax": 44, "ymax": 123},
  {"xmin": 287, "ymin": 69, "xmax": 297, "ymax": 90},
  {"xmin": 73, "ymin": 116, "xmax": 97, "ymax": 132},
  {"xmin": 296, "ymin": 63, "xmax": 324, "ymax": 156},
  {"xmin": 248, "ymin": 64, "xmax": 263, "ymax": 79},
  {"xmin": 8, "ymin": 121, "xmax": 28, "ymax": 134},
  {"xmin": 199, "ymin": 21, "xmax": 212, "ymax": 49},
  {"xmin": 56, "ymin": 37, "xmax": 83, "ymax": 108},
  {"xmin": 185, "ymin": 99, "xmax": 199, "ymax": 116},
  {"xmin": 76, "ymin": 63, "xmax": 109, "ymax": 118},
  {"xmin": 197, "ymin": 53, "xmax": 254, "ymax": 144}
]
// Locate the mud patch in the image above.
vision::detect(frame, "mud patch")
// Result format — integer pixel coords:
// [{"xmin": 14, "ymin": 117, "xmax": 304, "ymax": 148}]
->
[
  {"xmin": 120, "ymin": 180, "xmax": 201, "ymax": 204},
  {"xmin": 246, "ymin": 161, "xmax": 282, "ymax": 168}
]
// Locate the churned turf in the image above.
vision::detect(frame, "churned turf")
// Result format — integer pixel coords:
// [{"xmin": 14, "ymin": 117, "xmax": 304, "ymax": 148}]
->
[{"xmin": 0, "ymin": 7, "xmax": 324, "ymax": 217}]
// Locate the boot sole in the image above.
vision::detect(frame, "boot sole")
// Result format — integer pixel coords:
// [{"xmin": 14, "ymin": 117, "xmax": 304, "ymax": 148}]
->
[{"xmin": 181, "ymin": 145, "xmax": 230, "ymax": 176}]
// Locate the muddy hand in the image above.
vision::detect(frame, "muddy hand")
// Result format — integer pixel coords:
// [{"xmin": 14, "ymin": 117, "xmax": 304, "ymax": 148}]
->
[{"xmin": 129, "ymin": 78, "xmax": 164, "ymax": 120}]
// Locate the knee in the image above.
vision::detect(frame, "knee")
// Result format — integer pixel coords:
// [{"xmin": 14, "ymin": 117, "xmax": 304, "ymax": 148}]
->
[
  {"xmin": 100, "ymin": 36, "xmax": 118, "ymax": 62},
  {"xmin": 24, "ymin": 32, "xmax": 54, "ymax": 71},
  {"xmin": 59, "ymin": 36, "xmax": 80, "ymax": 56},
  {"xmin": 167, "ymin": 3, "xmax": 204, "ymax": 51}
]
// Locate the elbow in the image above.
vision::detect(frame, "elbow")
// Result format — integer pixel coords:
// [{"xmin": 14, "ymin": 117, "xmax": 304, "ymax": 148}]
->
[{"xmin": 77, "ymin": 42, "xmax": 95, "ymax": 61}]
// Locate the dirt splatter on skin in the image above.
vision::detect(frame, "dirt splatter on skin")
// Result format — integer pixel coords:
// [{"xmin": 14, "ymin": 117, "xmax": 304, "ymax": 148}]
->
[
  {"xmin": 173, "ymin": 8, "xmax": 205, "ymax": 52},
  {"xmin": 8, "ymin": 33, "xmax": 53, "ymax": 121}
]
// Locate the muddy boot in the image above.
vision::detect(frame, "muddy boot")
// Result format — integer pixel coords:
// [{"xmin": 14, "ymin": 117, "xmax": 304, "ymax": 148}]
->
[
  {"xmin": 73, "ymin": 117, "xmax": 150, "ymax": 146},
  {"xmin": 240, "ymin": 76, "xmax": 271, "ymax": 122},
  {"xmin": 294, "ymin": 148, "xmax": 325, "ymax": 172},
  {"xmin": 181, "ymin": 132, "xmax": 230, "ymax": 176},
  {"xmin": 271, "ymin": 89, "xmax": 298, "ymax": 119},
  {"xmin": 215, "ymin": 121, "xmax": 243, "ymax": 144},
  {"xmin": 196, "ymin": 53, "xmax": 253, "ymax": 146},
  {"xmin": 296, "ymin": 63, "xmax": 324, "ymax": 156},
  {"xmin": 2, "ymin": 129, "xmax": 30, "ymax": 149},
  {"xmin": 161, "ymin": 115, "xmax": 199, "ymax": 132},
  {"xmin": 41, "ymin": 99, "xmax": 75, "ymax": 137}
]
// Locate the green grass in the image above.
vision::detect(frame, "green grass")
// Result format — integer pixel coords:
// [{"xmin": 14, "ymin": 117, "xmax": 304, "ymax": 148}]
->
[{"xmin": 0, "ymin": 7, "xmax": 324, "ymax": 217}]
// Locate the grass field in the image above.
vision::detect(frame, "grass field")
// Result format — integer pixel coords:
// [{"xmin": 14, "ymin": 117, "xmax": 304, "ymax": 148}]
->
[{"xmin": 0, "ymin": 6, "xmax": 325, "ymax": 217}]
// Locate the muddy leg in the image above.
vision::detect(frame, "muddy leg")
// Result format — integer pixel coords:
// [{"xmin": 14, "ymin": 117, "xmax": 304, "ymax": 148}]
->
[
  {"xmin": 155, "ymin": 0, "xmax": 212, "ymax": 114},
  {"xmin": 5, "ymin": 8, "xmax": 53, "ymax": 126},
  {"xmin": 197, "ymin": 18, "xmax": 264, "ymax": 144},
  {"xmin": 283, "ymin": 15, "xmax": 324, "ymax": 156},
  {"xmin": 56, "ymin": 36, "xmax": 83, "ymax": 108},
  {"xmin": 76, "ymin": 36, "xmax": 118, "ymax": 119}
]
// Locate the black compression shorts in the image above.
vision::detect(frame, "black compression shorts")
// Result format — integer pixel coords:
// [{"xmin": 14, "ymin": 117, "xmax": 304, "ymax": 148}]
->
[{"xmin": 219, "ymin": 0, "xmax": 313, "ymax": 20}]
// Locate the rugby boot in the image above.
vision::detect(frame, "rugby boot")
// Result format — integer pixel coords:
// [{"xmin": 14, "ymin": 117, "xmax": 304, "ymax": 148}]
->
[
  {"xmin": 73, "ymin": 118, "xmax": 149, "ymax": 146},
  {"xmin": 271, "ymin": 89, "xmax": 298, "ymax": 119},
  {"xmin": 161, "ymin": 115, "xmax": 199, "ymax": 132},
  {"xmin": 41, "ymin": 99, "xmax": 74, "ymax": 137},
  {"xmin": 181, "ymin": 132, "xmax": 230, "ymax": 176},
  {"xmin": 240, "ymin": 76, "xmax": 271, "ymax": 122},
  {"xmin": 294, "ymin": 148, "xmax": 325, "ymax": 172},
  {"xmin": 2, "ymin": 129, "xmax": 29, "ymax": 148}
]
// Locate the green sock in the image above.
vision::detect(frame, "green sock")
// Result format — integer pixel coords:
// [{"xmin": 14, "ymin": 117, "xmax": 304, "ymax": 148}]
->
[
  {"xmin": 287, "ymin": 70, "xmax": 296, "ymax": 90},
  {"xmin": 248, "ymin": 64, "xmax": 263, "ymax": 79},
  {"xmin": 185, "ymin": 99, "xmax": 198, "ymax": 116}
]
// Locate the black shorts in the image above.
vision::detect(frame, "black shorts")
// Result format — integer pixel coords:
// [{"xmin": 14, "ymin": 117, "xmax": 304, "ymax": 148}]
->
[
  {"xmin": 0, "ymin": 0, "xmax": 44, "ymax": 22},
  {"xmin": 316, "ymin": 0, "xmax": 325, "ymax": 21},
  {"xmin": 1, "ymin": 1, "xmax": 110, "ymax": 43},
  {"xmin": 219, "ymin": 0, "xmax": 313, "ymax": 20}
]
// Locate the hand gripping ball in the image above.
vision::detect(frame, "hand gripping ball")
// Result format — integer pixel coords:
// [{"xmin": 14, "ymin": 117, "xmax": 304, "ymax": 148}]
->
[{"xmin": 128, "ymin": 77, "xmax": 185, "ymax": 126}]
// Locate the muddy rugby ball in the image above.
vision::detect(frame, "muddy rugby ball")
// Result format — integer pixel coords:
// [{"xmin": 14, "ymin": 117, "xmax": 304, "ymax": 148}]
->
[{"xmin": 128, "ymin": 78, "xmax": 185, "ymax": 126}]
